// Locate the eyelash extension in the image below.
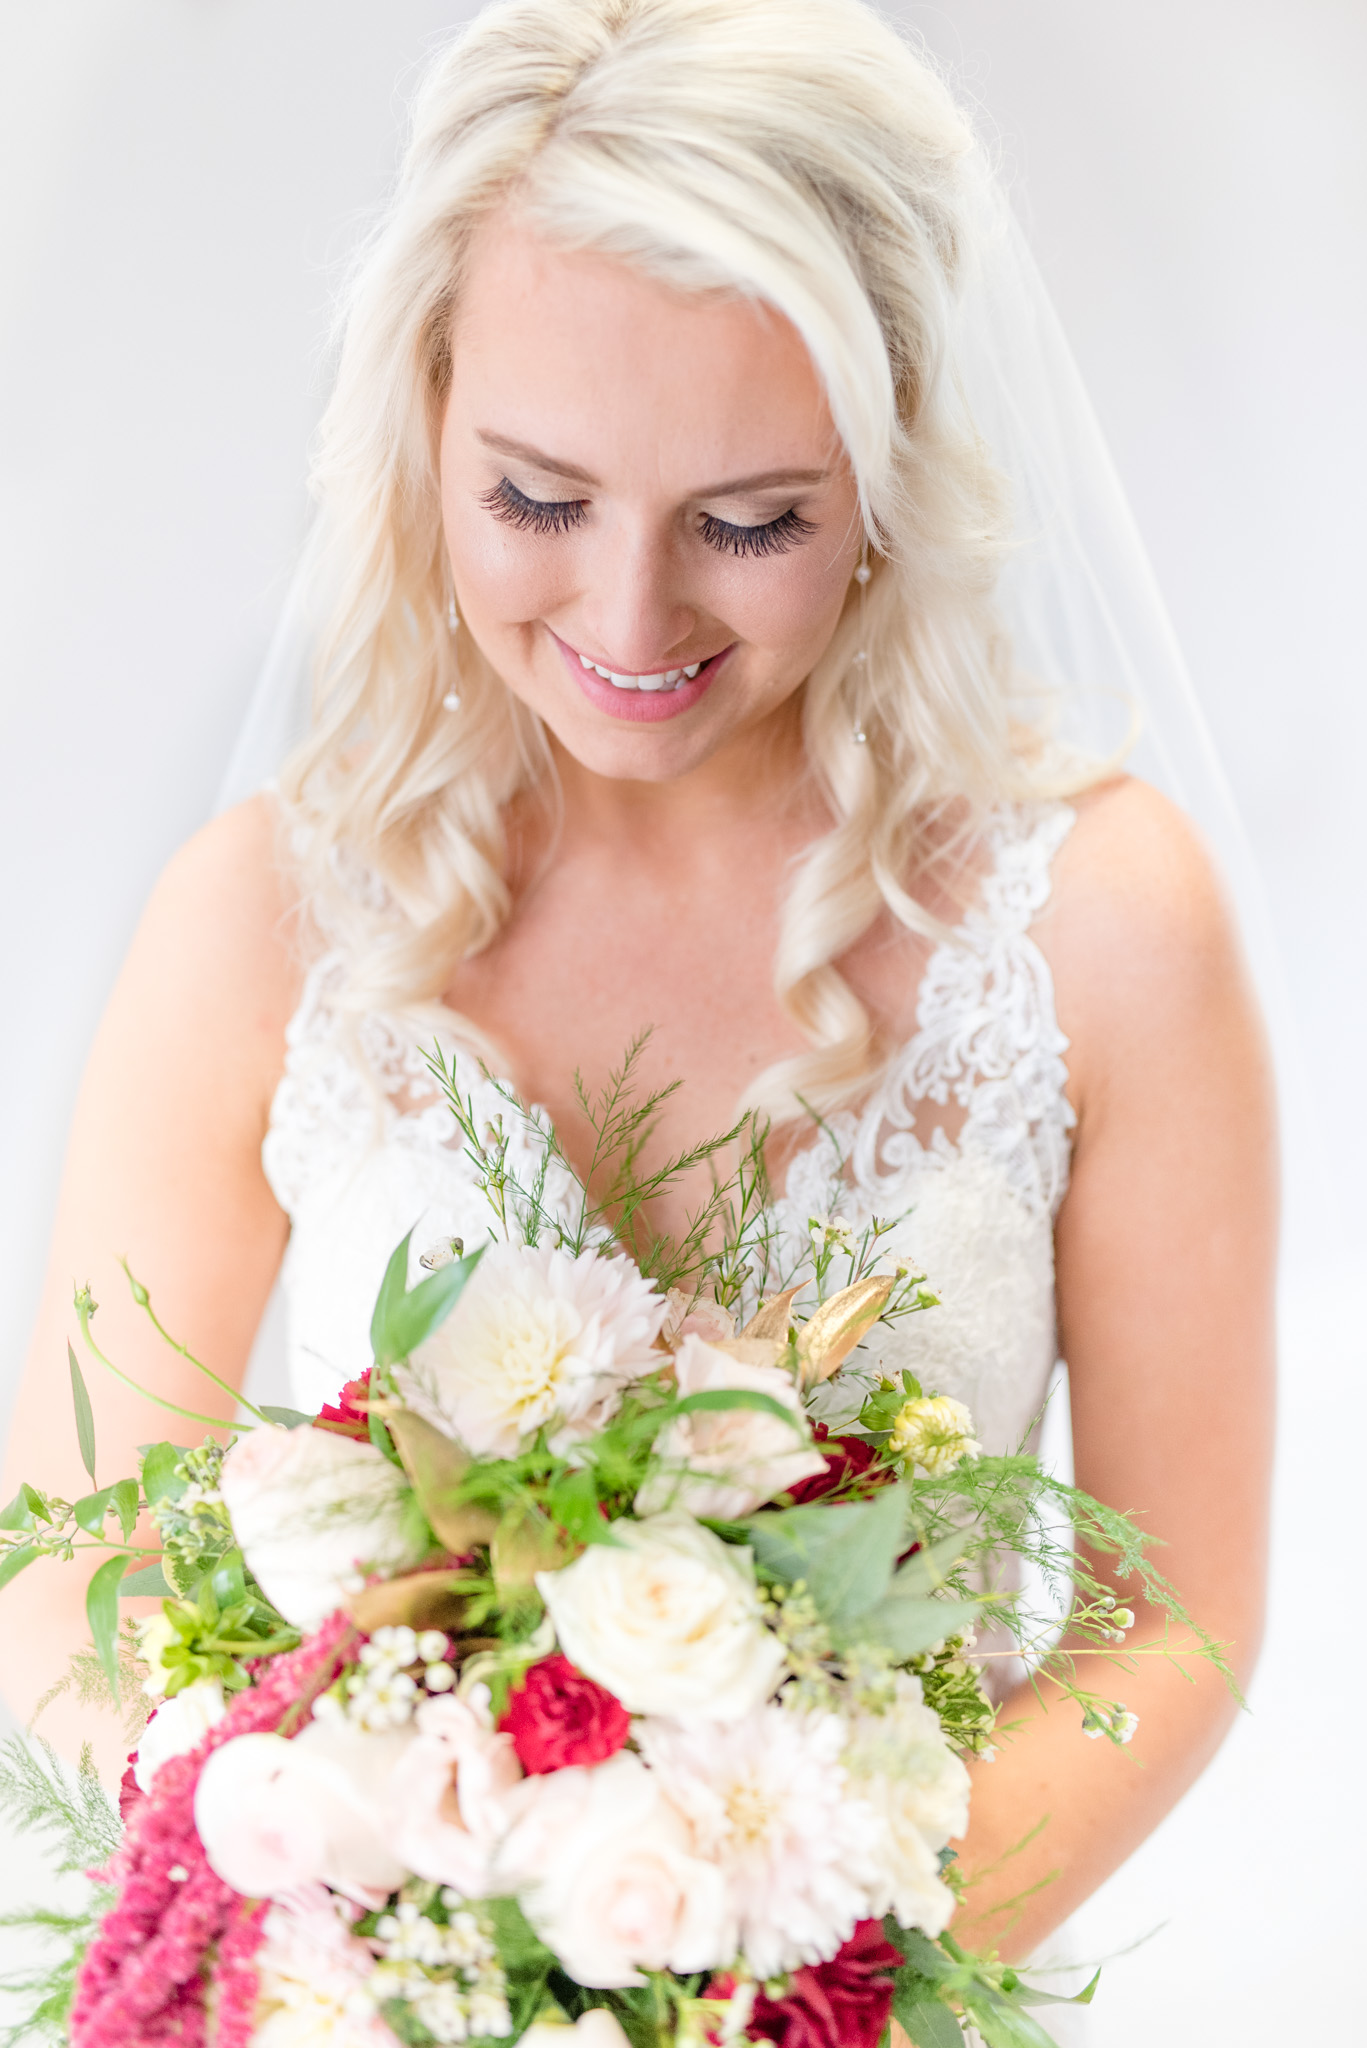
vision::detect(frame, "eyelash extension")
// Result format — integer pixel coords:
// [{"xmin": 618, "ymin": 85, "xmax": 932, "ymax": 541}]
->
[
  {"xmin": 480, "ymin": 475, "xmax": 587, "ymax": 535},
  {"xmin": 698, "ymin": 506, "xmax": 818, "ymax": 558}
]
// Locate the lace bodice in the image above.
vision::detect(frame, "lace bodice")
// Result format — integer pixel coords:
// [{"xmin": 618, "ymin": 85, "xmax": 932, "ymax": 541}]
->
[{"xmin": 262, "ymin": 801, "xmax": 1077, "ymax": 1461}]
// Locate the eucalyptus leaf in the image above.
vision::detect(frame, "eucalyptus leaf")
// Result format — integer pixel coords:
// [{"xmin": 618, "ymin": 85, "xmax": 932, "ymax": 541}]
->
[
  {"xmin": 0, "ymin": 1543, "xmax": 36, "ymax": 1593},
  {"xmin": 86, "ymin": 1553, "xmax": 130, "ymax": 1703},
  {"xmin": 745, "ymin": 1482, "xmax": 907, "ymax": 1626},
  {"xmin": 1011, "ymin": 1971, "xmax": 1100, "ymax": 2009},
  {"xmin": 840, "ymin": 1591, "xmax": 980, "ymax": 1660},
  {"xmin": 669, "ymin": 1387, "xmax": 802, "ymax": 1428},
  {"xmin": 68, "ymin": 1344, "xmax": 97, "ymax": 1483},
  {"xmin": 140, "ymin": 1441, "xmax": 186, "ymax": 1507},
  {"xmin": 886, "ymin": 1925, "xmax": 956, "ymax": 1981},
  {"xmin": 257, "ymin": 1404, "xmax": 314, "ymax": 1429},
  {"xmin": 72, "ymin": 1487, "xmax": 115, "ymax": 1538},
  {"xmin": 885, "ymin": 1526, "xmax": 976, "ymax": 1598},
  {"xmin": 118, "ymin": 1560, "xmax": 173, "ymax": 1598},
  {"xmin": 892, "ymin": 1982, "xmax": 963, "ymax": 2048}
]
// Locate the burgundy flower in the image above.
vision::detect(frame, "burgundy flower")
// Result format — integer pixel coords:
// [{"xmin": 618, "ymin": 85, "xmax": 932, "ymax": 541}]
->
[
  {"xmin": 740, "ymin": 1920, "xmax": 904, "ymax": 2048},
  {"xmin": 784, "ymin": 1426, "xmax": 886, "ymax": 1504},
  {"xmin": 313, "ymin": 1369, "xmax": 373, "ymax": 1440},
  {"xmin": 499, "ymin": 1653, "xmax": 630, "ymax": 1774}
]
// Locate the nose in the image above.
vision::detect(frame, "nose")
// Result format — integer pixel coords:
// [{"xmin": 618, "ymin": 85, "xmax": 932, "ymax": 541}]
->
[{"xmin": 576, "ymin": 514, "xmax": 697, "ymax": 671}]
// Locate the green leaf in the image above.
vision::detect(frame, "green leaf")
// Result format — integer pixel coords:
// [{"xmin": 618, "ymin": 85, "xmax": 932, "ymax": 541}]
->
[
  {"xmin": 371, "ymin": 1242, "xmax": 487, "ymax": 1367},
  {"xmin": 0, "ymin": 1542, "xmax": 37, "ymax": 1593},
  {"xmin": 892, "ymin": 1981, "xmax": 963, "ymax": 2048},
  {"xmin": 86, "ymin": 1553, "xmax": 130, "ymax": 1703},
  {"xmin": 886, "ymin": 1925, "xmax": 956, "ymax": 1980},
  {"xmin": 72, "ymin": 1486, "xmax": 115, "ymax": 1538},
  {"xmin": 885, "ymin": 1527, "xmax": 976, "ymax": 1598},
  {"xmin": 21, "ymin": 1483, "xmax": 49, "ymax": 1520},
  {"xmin": 140, "ymin": 1441, "xmax": 187, "ymax": 1506},
  {"xmin": 962, "ymin": 1991, "xmax": 1061, "ymax": 2048},
  {"xmin": 257, "ymin": 1404, "xmax": 314, "ymax": 1428},
  {"xmin": 670, "ymin": 1388, "xmax": 803, "ymax": 1428},
  {"xmin": 843, "ymin": 1591, "xmax": 980, "ymax": 1660},
  {"xmin": 745, "ymin": 1482, "xmax": 907, "ymax": 1626},
  {"xmin": 1010, "ymin": 1970, "xmax": 1100, "ymax": 2010},
  {"xmin": 547, "ymin": 1464, "xmax": 609, "ymax": 1546},
  {"xmin": 111, "ymin": 1477, "xmax": 140, "ymax": 1542},
  {"xmin": 118, "ymin": 1560, "xmax": 172, "ymax": 1597},
  {"xmin": 0, "ymin": 1489, "xmax": 35, "ymax": 1533},
  {"xmin": 211, "ymin": 1548, "xmax": 247, "ymax": 1609},
  {"xmin": 68, "ymin": 1342, "xmax": 97, "ymax": 1484}
]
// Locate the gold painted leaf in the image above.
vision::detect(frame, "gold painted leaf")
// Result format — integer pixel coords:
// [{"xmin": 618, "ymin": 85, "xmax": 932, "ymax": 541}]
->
[
  {"xmin": 491, "ymin": 1511, "xmax": 571, "ymax": 1593},
  {"xmin": 388, "ymin": 1411, "xmax": 498, "ymax": 1553},
  {"xmin": 796, "ymin": 1275, "xmax": 895, "ymax": 1387},
  {"xmin": 347, "ymin": 1570, "xmax": 469, "ymax": 1634},
  {"xmin": 742, "ymin": 1286, "xmax": 804, "ymax": 1342}
]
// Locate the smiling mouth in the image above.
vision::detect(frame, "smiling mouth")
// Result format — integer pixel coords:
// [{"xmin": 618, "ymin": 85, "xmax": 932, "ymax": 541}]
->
[{"xmin": 571, "ymin": 649, "xmax": 718, "ymax": 692}]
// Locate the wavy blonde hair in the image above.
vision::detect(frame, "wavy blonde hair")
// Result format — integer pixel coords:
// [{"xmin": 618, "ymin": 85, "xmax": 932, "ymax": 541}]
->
[{"xmin": 281, "ymin": 0, "xmax": 1094, "ymax": 1119}]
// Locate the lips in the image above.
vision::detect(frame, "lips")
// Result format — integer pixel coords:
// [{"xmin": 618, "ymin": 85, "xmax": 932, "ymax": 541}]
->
[{"xmin": 551, "ymin": 631, "xmax": 731, "ymax": 723}]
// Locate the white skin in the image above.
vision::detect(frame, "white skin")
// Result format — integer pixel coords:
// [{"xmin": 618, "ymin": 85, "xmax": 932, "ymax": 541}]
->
[{"xmin": 0, "ymin": 218, "xmax": 1274, "ymax": 1959}]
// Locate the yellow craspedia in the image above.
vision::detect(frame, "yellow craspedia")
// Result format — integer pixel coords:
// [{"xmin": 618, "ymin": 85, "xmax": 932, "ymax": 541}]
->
[{"xmin": 889, "ymin": 1394, "xmax": 981, "ymax": 1476}]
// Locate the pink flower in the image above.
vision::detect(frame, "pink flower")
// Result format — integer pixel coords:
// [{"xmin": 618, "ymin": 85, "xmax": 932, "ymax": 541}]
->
[
  {"xmin": 636, "ymin": 1335, "xmax": 826, "ymax": 1520},
  {"xmin": 389, "ymin": 1688, "xmax": 523, "ymax": 1894}
]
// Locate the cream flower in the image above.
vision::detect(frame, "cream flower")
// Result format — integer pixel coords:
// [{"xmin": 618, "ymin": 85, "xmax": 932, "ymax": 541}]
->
[
  {"xmin": 841, "ymin": 1673, "xmax": 971, "ymax": 1935},
  {"xmin": 659, "ymin": 1289, "xmax": 737, "ymax": 1350},
  {"xmin": 396, "ymin": 1242, "xmax": 664, "ymax": 1458},
  {"xmin": 636, "ymin": 1335, "xmax": 826, "ymax": 1520},
  {"xmin": 636, "ymin": 1705, "xmax": 882, "ymax": 1979},
  {"xmin": 889, "ymin": 1394, "xmax": 981, "ymax": 1477},
  {"xmin": 252, "ymin": 1888, "xmax": 398, "ymax": 2048},
  {"xmin": 389, "ymin": 1688, "xmax": 523, "ymax": 1896},
  {"xmin": 522, "ymin": 2017, "xmax": 632, "ymax": 2048},
  {"xmin": 132, "ymin": 1677, "xmax": 226, "ymax": 1791},
  {"xmin": 536, "ymin": 1514, "xmax": 785, "ymax": 1721},
  {"xmin": 195, "ymin": 1719, "xmax": 411, "ymax": 1907},
  {"xmin": 496, "ymin": 1752, "xmax": 734, "ymax": 1985},
  {"xmin": 219, "ymin": 1425, "xmax": 420, "ymax": 1630}
]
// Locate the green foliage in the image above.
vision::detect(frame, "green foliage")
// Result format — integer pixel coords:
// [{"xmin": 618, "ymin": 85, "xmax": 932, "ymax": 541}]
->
[
  {"xmin": 66, "ymin": 1345, "xmax": 96, "ymax": 1485},
  {"xmin": 0, "ymin": 1737, "xmax": 118, "ymax": 2047},
  {"xmin": 369, "ymin": 1228, "xmax": 486, "ymax": 1368},
  {"xmin": 85, "ymin": 1553, "xmax": 130, "ymax": 1702}
]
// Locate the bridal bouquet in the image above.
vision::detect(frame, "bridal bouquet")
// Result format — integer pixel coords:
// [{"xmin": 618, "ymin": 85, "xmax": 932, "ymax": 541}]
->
[{"xmin": 0, "ymin": 1052, "xmax": 1212, "ymax": 2048}]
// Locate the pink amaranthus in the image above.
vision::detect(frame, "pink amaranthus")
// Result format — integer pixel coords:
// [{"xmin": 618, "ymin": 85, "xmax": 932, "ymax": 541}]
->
[{"xmin": 70, "ymin": 1610, "xmax": 355, "ymax": 2048}]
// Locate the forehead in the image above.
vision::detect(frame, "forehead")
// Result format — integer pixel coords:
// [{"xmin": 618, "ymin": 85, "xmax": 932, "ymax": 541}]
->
[{"xmin": 447, "ymin": 215, "xmax": 841, "ymax": 487}]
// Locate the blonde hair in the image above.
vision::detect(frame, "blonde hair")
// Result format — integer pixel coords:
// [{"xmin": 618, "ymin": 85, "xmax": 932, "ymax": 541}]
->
[{"xmin": 281, "ymin": 0, "xmax": 1091, "ymax": 1118}]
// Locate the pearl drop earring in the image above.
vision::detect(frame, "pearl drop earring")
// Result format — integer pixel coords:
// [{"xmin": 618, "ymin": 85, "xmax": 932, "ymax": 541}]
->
[
  {"xmin": 851, "ymin": 543, "xmax": 872, "ymax": 743},
  {"xmin": 443, "ymin": 593, "xmax": 461, "ymax": 712}
]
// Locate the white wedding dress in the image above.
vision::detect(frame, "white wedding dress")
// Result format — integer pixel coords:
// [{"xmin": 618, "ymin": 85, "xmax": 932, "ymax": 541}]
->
[{"xmin": 262, "ymin": 797, "xmax": 1077, "ymax": 1457}]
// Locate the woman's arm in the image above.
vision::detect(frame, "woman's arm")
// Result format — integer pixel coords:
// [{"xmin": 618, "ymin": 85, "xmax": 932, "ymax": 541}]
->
[
  {"xmin": 0, "ymin": 795, "xmax": 299, "ymax": 1776},
  {"xmin": 951, "ymin": 777, "xmax": 1277, "ymax": 1957}
]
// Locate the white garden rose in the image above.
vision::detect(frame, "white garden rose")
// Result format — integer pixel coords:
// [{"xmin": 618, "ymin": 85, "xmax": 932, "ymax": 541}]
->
[
  {"xmin": 496, "ymin": 1752, "xmax": 734, "ymax": 1985},
  {"xmin": 841, "ymin": 1673, "xmax": 971, "ymax": 1935},
  {"xmin": 396, "ymin": 1241, "xmax": 664, "ymax": 1458},
  {"xmin": 536, "ymin": 1514, "xmax": 785, "ymax": 1721},
  {"xmin": 636, "ymin": 1334, "xmax": 826, "ymax": 1520},
  {"xmin": 132, "ymin": 1676, "xmax": 226, "ymax": 1790},
  {"xmin": 521, "ymin": 2017, "xmax": 632, "ymax": 2048},
  {"xmin": 389, "ymin": 1689, "xmax": 523, "ymax": 1896},
  {"xmin": 219, "ymin": 1424, "xmax": 420, "ymax": 1630}
]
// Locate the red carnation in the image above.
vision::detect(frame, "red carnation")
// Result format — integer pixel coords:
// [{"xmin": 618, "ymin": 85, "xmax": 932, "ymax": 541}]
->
[
  {"xmin": 740, "ymin": 1921, "xmax": 903, "ymax": 2048},
  {"xmin": 784, "ymin": 1425, "xmax": 886, "ymax": 1504},
  {"xmin": 313, "ymin": 1369, "xmax": 373, "ymax": 1440},
  {"xmin": 500, "ymin": 1654, "xmax": 630, "ymax": 1774}
]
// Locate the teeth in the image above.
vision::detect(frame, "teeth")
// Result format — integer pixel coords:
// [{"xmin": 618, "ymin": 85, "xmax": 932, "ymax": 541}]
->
[{"xmin": 573, "ymin": 651, "xmax": 706, "ymax": 691}]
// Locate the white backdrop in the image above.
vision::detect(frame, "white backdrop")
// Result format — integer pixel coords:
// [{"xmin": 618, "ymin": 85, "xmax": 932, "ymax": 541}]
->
[{"xmin": 1, "ymin": 3, "xmax": 1363, "ymax": 2040}]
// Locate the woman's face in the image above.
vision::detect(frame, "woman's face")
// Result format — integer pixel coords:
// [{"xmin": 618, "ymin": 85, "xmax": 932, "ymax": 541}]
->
[{"xmin": 439, "ymin": 217, "xmax": 864, "ymax": 784}]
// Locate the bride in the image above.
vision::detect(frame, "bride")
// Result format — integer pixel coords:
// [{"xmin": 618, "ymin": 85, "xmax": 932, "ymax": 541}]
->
[{"xmin": 0, "ymin": 0, "xmax": 1273, "ymax": 1970}]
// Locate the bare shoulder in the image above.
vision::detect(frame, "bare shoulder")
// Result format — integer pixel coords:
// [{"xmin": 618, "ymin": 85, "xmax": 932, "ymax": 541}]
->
[
  {"xmin": 102, "ymin": 792, "xmax": 306, "ymax": 1118},
  {"xmin": 1035, "ymin": 776, "xmax": 1261, "ymax": 1102}
]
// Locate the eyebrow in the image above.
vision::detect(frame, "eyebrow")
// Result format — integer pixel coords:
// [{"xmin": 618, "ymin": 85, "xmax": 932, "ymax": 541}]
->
[{"xmin": 476, "ymin": 430, "xmax": 828, "ymax": 497}]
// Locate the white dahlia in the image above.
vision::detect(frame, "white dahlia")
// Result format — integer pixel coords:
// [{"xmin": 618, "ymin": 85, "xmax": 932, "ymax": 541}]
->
[
  {"xmin": 396, "ymin": 1242, "xmax": 664, "ymax": 1457},
  {"xmin": 841, "ymin": 1673, "xmax": 971, "ymax": 1935},
  {"xmin": 636, "ymin": 1705, "xmax": 882, "ymax": 1979}
]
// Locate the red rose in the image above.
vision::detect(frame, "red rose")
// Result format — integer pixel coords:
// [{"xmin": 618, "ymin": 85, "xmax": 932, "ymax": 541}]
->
[
  {"xmin": 738, "ymin": 1921, "xmax": 904, "ymax": 2048},
  {"xmin": 784, "ymin": 1426, "xmax": 885, "ymax": 1504},
  {"xmin": 313, "ymin": 1369, "xmax": 373, "ymax": 1440},
  {"xmin": 499, "ymin": 1654, "xmax": 630, "ymax": 1774}
]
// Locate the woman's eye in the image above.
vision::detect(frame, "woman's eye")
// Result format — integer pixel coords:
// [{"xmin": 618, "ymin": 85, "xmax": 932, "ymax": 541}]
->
[
  {"xmin": 697, "ymin": 506, "xmax": 818, "ymax": 558},
  {"xmin": 480, "ymin": 475, "xmax": 587, "ymax": 535}
]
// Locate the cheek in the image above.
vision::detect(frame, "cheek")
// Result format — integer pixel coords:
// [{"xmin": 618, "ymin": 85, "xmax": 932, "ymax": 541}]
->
[{"xmin": 442, "ymin": 484, "xmax": 574, "ymax": 633}]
